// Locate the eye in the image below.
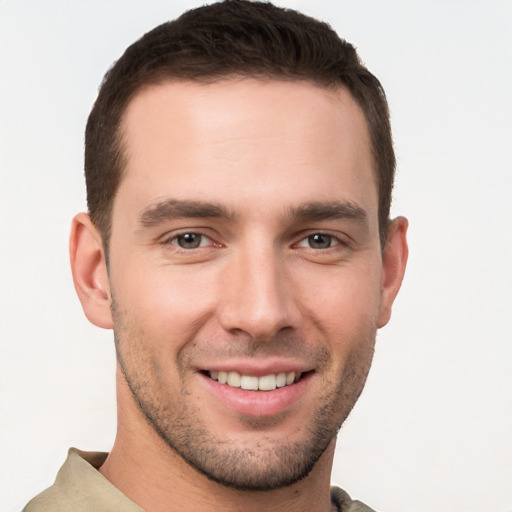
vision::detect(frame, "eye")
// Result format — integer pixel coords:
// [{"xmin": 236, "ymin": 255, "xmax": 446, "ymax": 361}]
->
[
  {"xmin": 174, "ymin": 233, "xmax": 208, "ymax": 249},
  {"xmin": 299, "ymin": 233, "xmax": 340, "ymax": 249}
]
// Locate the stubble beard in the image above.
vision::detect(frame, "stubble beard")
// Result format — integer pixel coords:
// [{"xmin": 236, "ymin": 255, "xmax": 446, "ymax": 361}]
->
[{"xmin": 112, "ymin": 304, "xmax": 375, "ymax": 492}]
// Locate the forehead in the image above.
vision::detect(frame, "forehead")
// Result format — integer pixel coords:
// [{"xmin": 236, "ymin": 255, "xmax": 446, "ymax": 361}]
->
[{"xmin": 115, "ymin": 79, "xmax": 377, "ymax": 224}]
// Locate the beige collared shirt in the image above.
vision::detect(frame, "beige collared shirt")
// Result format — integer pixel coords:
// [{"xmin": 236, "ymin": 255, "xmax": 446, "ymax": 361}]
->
[{"xmin": 23, "ymin": 448, "xmax": 375, "ymax": 512}]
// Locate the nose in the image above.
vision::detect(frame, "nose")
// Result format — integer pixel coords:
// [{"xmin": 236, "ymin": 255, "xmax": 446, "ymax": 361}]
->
[{"xmin": 218, "ymin": 242, "xmax": 299, "ymax": 341}]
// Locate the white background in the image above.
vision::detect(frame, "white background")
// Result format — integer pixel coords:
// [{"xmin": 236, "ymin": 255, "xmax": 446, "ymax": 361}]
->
[{"xmin": 1, "ymin": 1, "xmax": 511, "ymax": 511}]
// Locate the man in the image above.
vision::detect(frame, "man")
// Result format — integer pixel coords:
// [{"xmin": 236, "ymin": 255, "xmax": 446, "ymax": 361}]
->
[{"xmin": 23, "ymin": 1, "xmax": 408, "ymax": 511}]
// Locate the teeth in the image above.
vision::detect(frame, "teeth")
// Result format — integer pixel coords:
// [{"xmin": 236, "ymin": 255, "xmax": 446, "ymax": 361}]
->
[
  {"xmin": 227, "ymin": 371, "xmax": 241, "ymax": 387},
  {"xmin": 276, "ymin": 372, "xmax": 287, "ymax": 388},
  {"xmin": 258, "ymin": 374, "xmax": 276, "ymax": 391},
  {"xmin": 240, "ymin": 375, "xmax": 259, "ymax": 390},
  {"xmin": 208, "ymin": 371, "xmax": 301, "ymax": 391}
]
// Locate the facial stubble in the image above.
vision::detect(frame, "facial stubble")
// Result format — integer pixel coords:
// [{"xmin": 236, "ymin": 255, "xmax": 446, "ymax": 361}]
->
[{"xmin": 112, "ymin": 300, "xmax": 375, "ymax": 492}]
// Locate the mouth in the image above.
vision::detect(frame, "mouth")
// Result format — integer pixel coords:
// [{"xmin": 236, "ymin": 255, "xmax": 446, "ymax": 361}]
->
[
  {"xmin": 199, "ymin": 367, "xmax": 314, "ymax": 417},
  {"xmin": 203, "ymin": 370, "xmax": 305, "ymax": 391}
]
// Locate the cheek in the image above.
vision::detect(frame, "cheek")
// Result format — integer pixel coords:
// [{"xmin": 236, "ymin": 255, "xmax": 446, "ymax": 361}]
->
[
  {"xmin": 298, "ymin": 261, "xmax": 383, "ymax": 340},
  {"xmin": 111, "ymin": 261, "xmax": 219, "ymax": 341}
]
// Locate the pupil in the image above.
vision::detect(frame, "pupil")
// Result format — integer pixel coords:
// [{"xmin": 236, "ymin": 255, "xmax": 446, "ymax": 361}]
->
[
  {"xmin": 178, "ymin": 233, "xmax": 201, "ymax": 248},
  {"xmin": 309, "ymin": 234, "xmax": 331, "ymax": 248}
]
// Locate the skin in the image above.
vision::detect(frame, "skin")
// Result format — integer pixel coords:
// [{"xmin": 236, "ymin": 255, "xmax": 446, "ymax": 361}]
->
[{"xmin": 70, "ymin": 79, "xmax": 408, "ymax": 512}]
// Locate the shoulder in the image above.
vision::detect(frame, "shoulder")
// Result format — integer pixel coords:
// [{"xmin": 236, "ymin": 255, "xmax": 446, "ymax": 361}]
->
[
  {"xmin": 331, "ymin": 486, "xmax": 378, "ymax": 512},
  {"xmin": 22, "ymin": 448, "xmax": 142, "ymax": 512}
]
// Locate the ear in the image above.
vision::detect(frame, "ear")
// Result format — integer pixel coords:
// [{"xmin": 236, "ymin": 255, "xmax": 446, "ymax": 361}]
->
[
  {"xmin": 378, "ymin": 216, "xmax": 409, "ymax": 328},
  {"xmin": 69, "ymin": 213, "xmax": 113, "ymax": 329}
]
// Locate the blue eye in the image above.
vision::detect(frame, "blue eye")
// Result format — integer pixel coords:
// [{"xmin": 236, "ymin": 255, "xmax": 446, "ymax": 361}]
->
[{"xmin": 175, "ymin": 233, "xmax": 203, "ymax": 249}]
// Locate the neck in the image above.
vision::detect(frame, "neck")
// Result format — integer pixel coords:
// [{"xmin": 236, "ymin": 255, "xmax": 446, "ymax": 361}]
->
[{"xmin": 99, "ymin": 373, "xmax": 336, "ymax": 512}]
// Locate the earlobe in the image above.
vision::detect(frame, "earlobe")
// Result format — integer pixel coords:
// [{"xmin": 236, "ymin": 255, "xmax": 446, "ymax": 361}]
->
[
  {"xmin": 69, "ymin": 213, "xmax": 113, "ymax": 329},
  {"xmin": 378, "ymin": 216, "xmax": 409, "ymax": 328}
]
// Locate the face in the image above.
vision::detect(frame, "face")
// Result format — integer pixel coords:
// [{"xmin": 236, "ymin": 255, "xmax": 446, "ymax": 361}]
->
[{"xmin": 103, "ymin": 79, "xmax": 395, "ymax": 490}]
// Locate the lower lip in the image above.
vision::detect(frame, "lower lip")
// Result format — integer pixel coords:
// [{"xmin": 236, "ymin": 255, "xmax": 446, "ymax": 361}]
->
[{"xmin": 199, "ymin": 372, "xmax": 312, "ymax": 417}]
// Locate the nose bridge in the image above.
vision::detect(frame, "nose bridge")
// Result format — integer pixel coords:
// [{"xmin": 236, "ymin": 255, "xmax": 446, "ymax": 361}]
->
[{"xmin": 219, "ymin": 237, "xmax": 296, "ymax": 340}]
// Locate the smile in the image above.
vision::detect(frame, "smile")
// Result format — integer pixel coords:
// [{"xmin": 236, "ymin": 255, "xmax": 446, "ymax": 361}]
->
[{"xmin": 206, "ymin": 370, "xmax": 301, "ymax": 391}]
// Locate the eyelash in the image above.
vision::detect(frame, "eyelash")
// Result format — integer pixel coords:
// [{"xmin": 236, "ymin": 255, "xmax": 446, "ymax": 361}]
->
[
  {"xmin": 295, "ymin": 233, "xmax": 344, "ymax": 250},
  {"xmin": 161, "ymin": 231, "xmax": 219, "ymax": 250},
  {"xmin": 160, "ymin": 230, "xmax": 347, "ymax": 252}
]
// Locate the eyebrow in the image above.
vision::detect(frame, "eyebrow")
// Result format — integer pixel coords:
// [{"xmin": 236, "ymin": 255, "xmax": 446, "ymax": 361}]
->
[
  {"xmin": 138, "ymin": 199, "xmax": 236, "ymax": 227},
  {"xmin": 285, "ymin": 200, "xmax": 368, "ymax": 224},
  {"xmin": 137, "ymin": 198, "xmax": 368, "ymax": 229}
]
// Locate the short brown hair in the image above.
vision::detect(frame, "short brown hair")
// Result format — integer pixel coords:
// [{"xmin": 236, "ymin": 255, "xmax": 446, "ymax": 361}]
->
[{"xmin": 85, "ymin": 0, "xmax": 395, "ymax": 247}]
